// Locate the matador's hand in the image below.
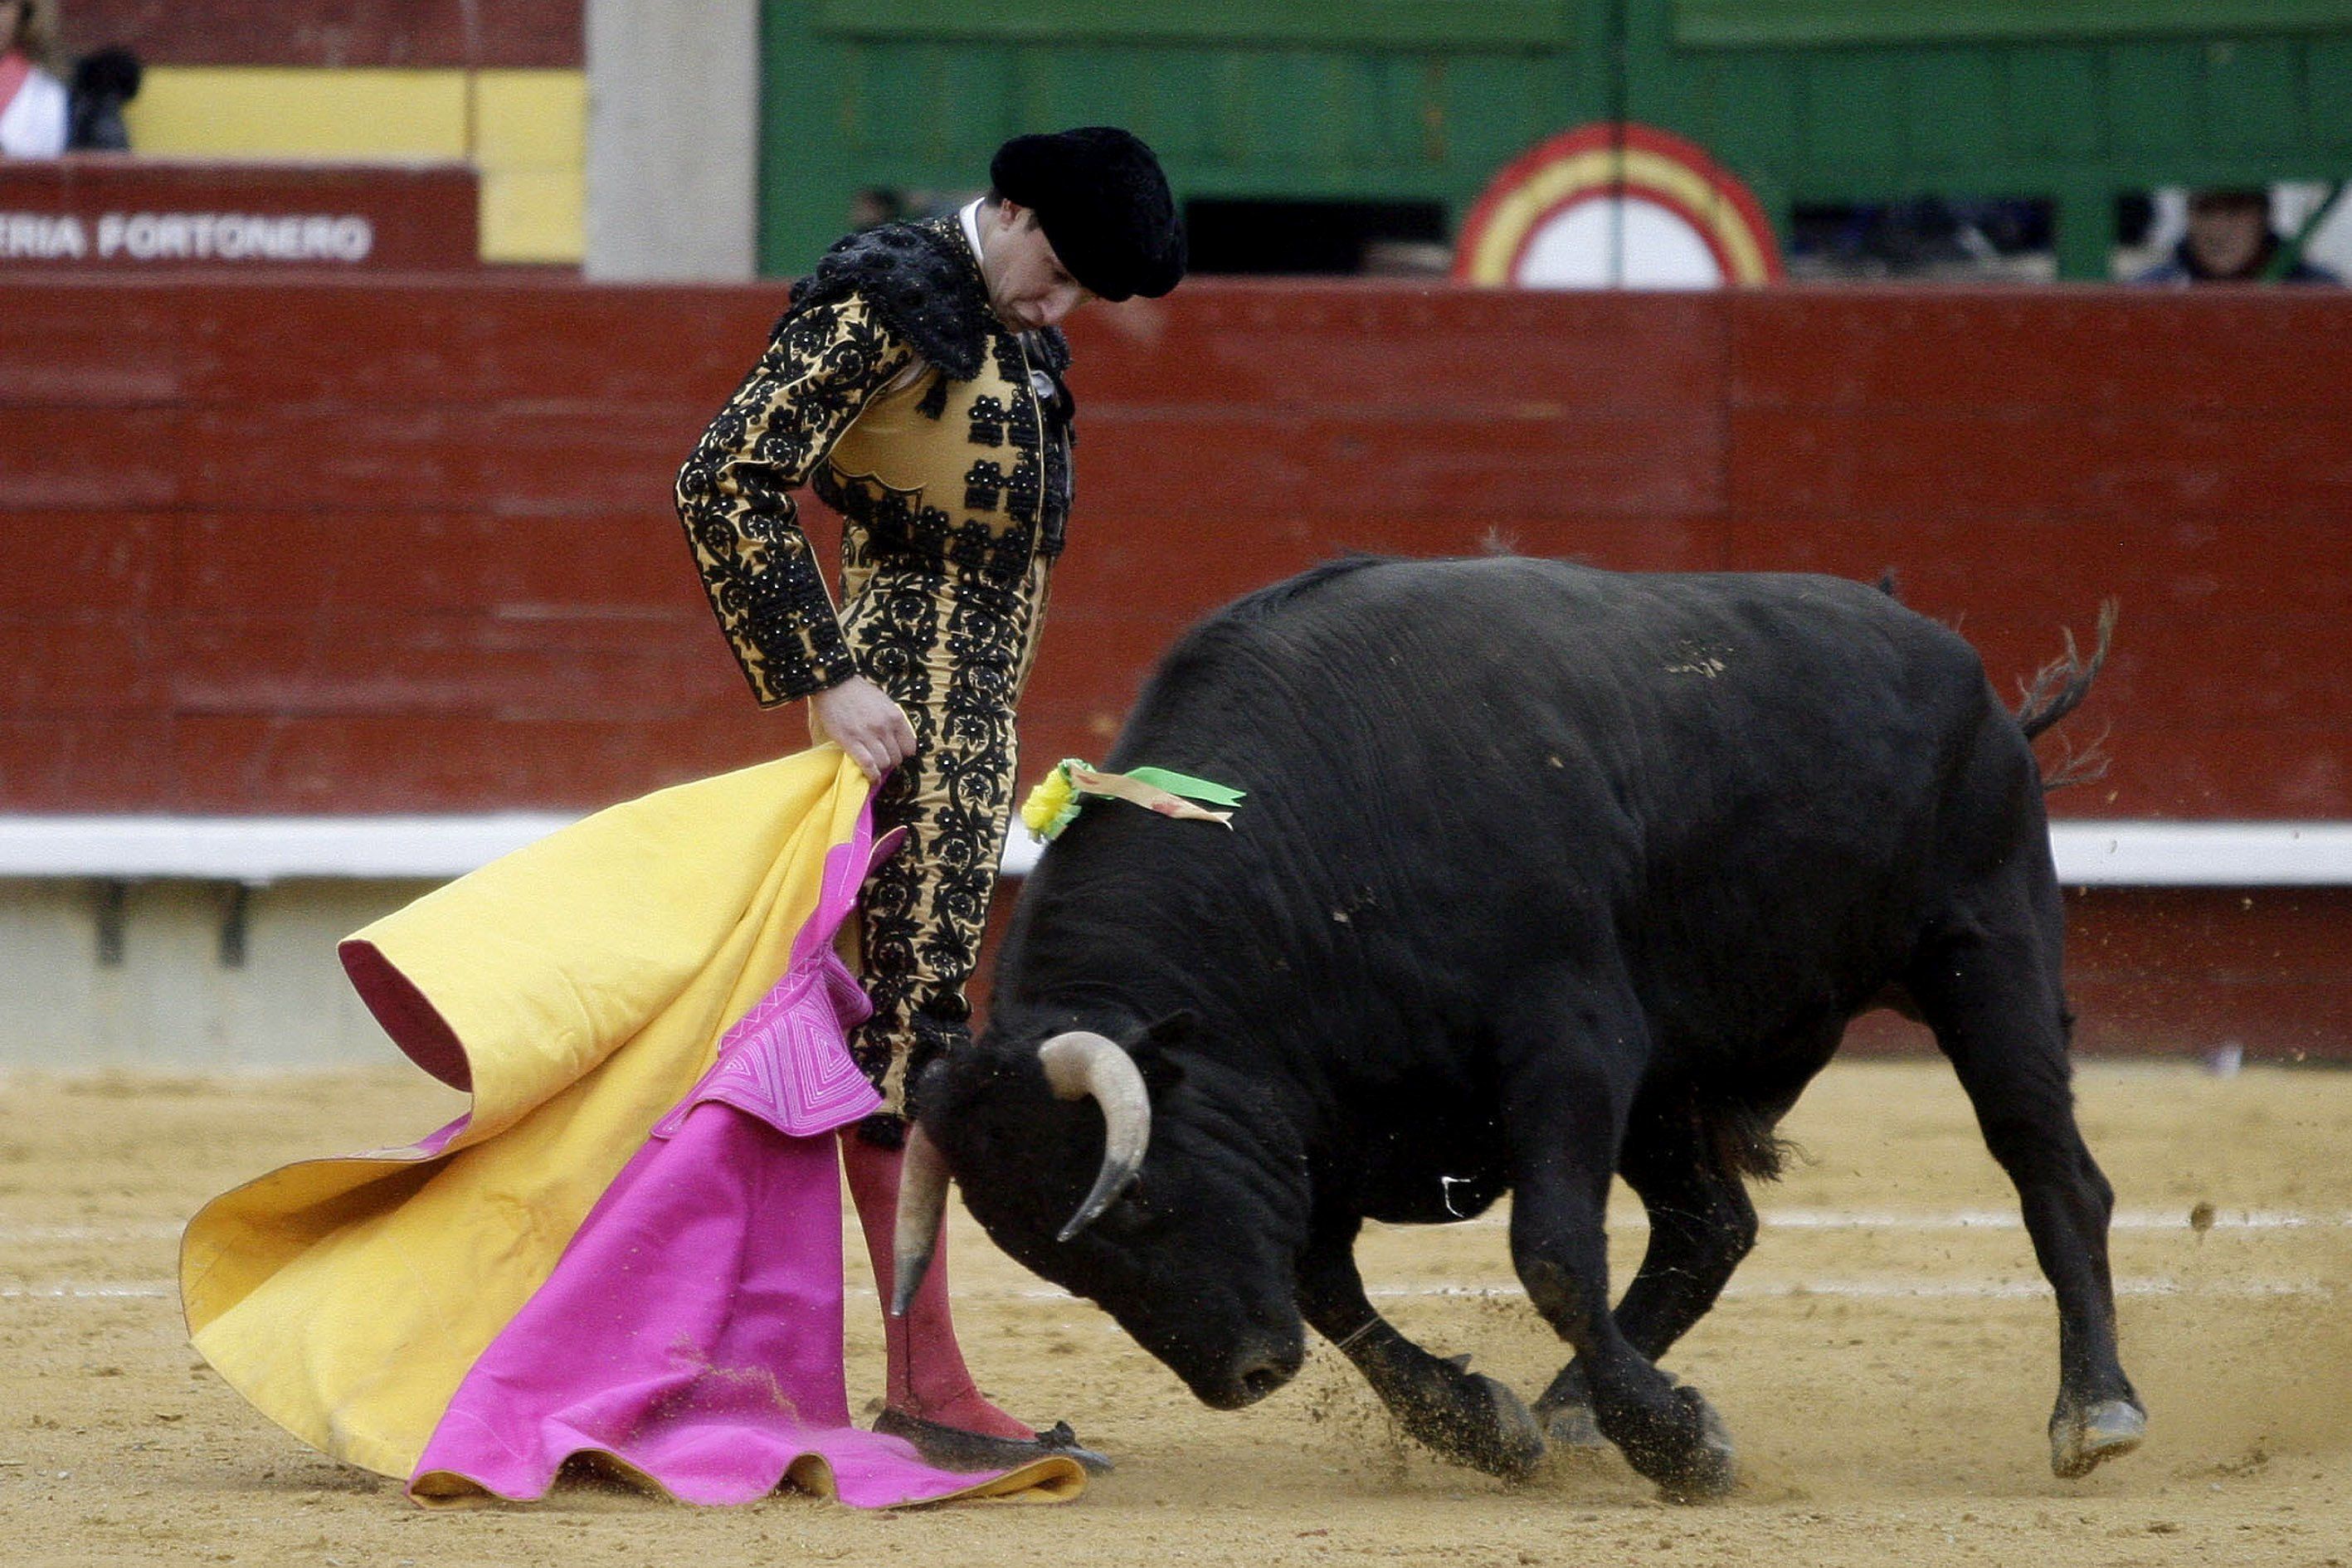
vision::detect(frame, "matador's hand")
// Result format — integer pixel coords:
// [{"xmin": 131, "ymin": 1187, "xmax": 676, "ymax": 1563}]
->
[{"xmin": 809, "ymin": 675, "xmax": 918, "ymax": 783}]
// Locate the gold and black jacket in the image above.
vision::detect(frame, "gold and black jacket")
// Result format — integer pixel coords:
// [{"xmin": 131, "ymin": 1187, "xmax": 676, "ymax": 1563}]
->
[
  {"xmin": 674, "ymin": 217, "xmax": 1073, "ymax": 708},
  {"xmin": 673, "ymin": 216, "xmax": 1077, "ymax": 1118}
]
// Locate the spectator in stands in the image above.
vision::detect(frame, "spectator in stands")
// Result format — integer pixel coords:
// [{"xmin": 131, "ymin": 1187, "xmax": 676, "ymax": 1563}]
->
[
  {"xmin": 2137, "ymin": 187, "xmax": 2341, "ymax": 285},
  {"xmin": 66, "ymin": 42, "xmax": 139, "ymax": 151},
  {"xmin": 849, "ymin": 186, "xmax": 907, "ymax": 230},
  {"xmin": 0, "ymin": 0, "xmax": 70, "ymax": 157}
]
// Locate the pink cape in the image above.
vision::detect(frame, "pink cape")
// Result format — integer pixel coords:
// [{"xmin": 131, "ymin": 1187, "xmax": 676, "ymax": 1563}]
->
[{"xmin": 405, "ymin": 804, "xmax": 1081, "ymax": 1508}]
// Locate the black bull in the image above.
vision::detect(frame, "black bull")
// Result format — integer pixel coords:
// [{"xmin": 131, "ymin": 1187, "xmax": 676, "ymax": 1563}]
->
[{"xmin": 895, "ymin": 557, "xmax": 2145, "ymax": 1498}]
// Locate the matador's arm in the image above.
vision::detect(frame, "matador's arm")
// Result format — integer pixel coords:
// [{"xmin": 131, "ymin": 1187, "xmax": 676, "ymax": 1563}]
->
[{"xmin": 674, "ymin": 294, "xmax": 917, "ymax": 706}]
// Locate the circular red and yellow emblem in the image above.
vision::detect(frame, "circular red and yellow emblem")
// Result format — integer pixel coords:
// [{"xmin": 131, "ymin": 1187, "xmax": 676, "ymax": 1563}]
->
[{"xmin": 1454, "ymin": 122, "xmax": 1783, "ymax": 288}]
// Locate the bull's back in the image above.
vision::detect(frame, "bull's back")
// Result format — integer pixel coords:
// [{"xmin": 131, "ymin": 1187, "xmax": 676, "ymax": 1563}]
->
[
  {"xmin": 1107, "ymin": 558, "xmax": 2023, "ymax": 1053},
  {"xmin": 1143, "ymin": 556, "xmax": 1998, "ymax": 846}
]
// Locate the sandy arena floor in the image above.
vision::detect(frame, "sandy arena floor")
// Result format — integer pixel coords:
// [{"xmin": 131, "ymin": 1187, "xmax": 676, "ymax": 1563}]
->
[{"xmin": 2, "ymin": 1059, "xmax": 2347, "ymax": 1566}]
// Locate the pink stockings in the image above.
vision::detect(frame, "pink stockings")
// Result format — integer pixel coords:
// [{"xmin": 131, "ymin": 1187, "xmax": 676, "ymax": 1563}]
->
[{"xmin": 836, "ymin": 1128, "xmax": 1035, "ymax": 1441}]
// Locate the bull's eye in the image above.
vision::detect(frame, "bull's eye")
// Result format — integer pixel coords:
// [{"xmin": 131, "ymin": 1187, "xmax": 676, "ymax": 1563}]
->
[{"xmin": 1090, "ymin": 1184, "xmax": 1157, "ymax": 1239}]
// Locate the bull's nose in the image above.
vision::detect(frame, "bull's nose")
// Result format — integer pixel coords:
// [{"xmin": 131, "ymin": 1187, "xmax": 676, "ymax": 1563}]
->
[
  {"xmin": 1238, "ymin": 1360, "xmax": 1288, "ymax": 1402},
  {"xmin": 1224, "ymin": 1337, "xmax": 1306, "ymax": 1407}
]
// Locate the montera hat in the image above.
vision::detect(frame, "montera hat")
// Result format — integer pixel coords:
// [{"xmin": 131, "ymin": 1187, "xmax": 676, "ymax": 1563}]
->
[{"xmin": 991, "ymin": 126, "xmax": 1186, "ymax": 302}]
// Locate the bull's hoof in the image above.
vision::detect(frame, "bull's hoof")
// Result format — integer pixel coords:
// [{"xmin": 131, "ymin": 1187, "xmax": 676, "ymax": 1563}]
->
[
  {"xmin": 1467, "ymin": 1374, "xmax": 1551, "ymax": 1480},
  {"xmin": 1537, "ymin": 1399, "xmax": 1608, "ymax": 1454},
  {"xmin": 1619, "ymin": 1385, "xmax": 1737, "ymax": 1503},
  {"xmin": 1396, "ymin": 1365, "xmax": 1548, "ymax": 1481},
  {"xmin": 2050, "ymin": 1399, "xmax": 2146, "ymax": 1479},
  {"xmin": 1658, "ymin": 1387, "xmax": 1738, "ymax": 1503},
  {"xmin": 1531, "ymin": 1362, "xmax": 1608, "ymax": 1454}
]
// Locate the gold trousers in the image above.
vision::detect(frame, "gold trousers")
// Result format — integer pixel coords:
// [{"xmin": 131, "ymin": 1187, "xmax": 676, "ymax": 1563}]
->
[{"xmin": 839, "ymin": 552, "xmax": 1053, "ymax": 1118}]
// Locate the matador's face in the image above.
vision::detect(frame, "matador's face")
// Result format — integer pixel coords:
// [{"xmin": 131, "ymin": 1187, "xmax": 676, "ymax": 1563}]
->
[{"xmin": 978, "ymin": 200, "xmax": 1093, "ymax": 333}]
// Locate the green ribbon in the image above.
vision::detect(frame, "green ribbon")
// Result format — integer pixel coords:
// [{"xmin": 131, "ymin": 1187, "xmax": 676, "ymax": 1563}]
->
[
  {"xmin": 1021, "ymin": 759, "xmax": 1248, "ymax": 842},
  {"xmin": 1122, "ymin": 767, "xmax": 1248, "ymax": 810}
]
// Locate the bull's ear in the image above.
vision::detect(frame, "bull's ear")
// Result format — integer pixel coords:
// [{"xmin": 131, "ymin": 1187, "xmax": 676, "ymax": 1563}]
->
[
  {"xmin": 1140, "ymin": 1010, "xmax": 1196, "ymax": 1050},
  {"xmin": 1124, "ymin": 1011, "xmax": 1192, "ymax": 1098}
]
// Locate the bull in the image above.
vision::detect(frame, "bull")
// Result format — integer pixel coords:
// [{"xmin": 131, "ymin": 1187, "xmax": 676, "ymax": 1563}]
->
[{"xmin": 893, "ymin": 557, "xmax": 2144, "ymax": 1499}]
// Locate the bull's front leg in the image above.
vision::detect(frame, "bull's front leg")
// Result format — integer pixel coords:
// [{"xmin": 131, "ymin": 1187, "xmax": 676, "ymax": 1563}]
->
[
  {"xmin": 1535, "ymin": 1107, "xmax": 1762, "ymax": 1451},
  {"xmin": 1504, "ymin": 1034, "xmax": 1737, "ymax": 1502},
  {"xmin": 1297, "ymin": 1225, "xmax": 1546, "ymax": 1480}
]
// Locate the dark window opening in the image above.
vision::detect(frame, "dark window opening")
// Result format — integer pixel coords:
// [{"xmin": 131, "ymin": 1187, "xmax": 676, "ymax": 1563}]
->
[
  {"xmin": 1183, "ymin": 198, "xmax": 1450, "ymax": 276},
  {"xmin": 1786, "ymin": 196, "xmax": 2055, "ymax": 282}
]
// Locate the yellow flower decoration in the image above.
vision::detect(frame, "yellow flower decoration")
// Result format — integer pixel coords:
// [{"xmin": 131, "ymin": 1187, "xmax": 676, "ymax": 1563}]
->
[
  {"xmin": 1019, "ymin": 759, "xmax": 1246, "ymax": 845},
  {"xmin": 1020, "ymin": 761, "xmax": 1082, "ymax": 840}
]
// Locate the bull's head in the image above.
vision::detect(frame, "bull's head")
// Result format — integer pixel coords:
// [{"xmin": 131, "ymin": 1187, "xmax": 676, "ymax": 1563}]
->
[{"xmin": 894, "ymin": 1011, "xmax": 1312, "ymax": 1410}]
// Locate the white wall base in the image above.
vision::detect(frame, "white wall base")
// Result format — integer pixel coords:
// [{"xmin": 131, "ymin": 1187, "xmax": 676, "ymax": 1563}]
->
[
  {"xmin": 0, "ymin": 879, "xmax": 432, "ymax": 1070},
  {"xmin": 2, "ymin": 817, "xmax": 2343, "ymax": 1069},
  {"xmin": 4, "ymin": 816, "xmax": 2348, "ymax": 887}
]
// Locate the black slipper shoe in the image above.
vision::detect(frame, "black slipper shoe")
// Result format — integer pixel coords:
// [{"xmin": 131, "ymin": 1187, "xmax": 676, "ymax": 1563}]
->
[{"xmin": 872, "ymin": 1408, "xmax": 1114, "ymax": 1474}]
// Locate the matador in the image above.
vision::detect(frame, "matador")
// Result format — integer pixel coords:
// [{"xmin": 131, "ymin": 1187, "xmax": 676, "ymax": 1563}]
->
[{"xmin": 674, "ymin": 127, "xmax": 1185, "ymax": 1473}]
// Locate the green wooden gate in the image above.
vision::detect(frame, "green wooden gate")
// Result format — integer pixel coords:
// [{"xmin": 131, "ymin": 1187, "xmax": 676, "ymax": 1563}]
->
[{"xmin": 758, "ymin": 1, "xmax": 2352, "ymax": 279}]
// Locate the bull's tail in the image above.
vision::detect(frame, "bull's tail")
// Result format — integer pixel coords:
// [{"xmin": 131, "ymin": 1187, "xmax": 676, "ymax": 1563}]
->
[
  {"xmin": 1711, "ymin": 1105, "xmax": 1799, "ymax": 1183},
  {"xmin": 2014, "ymin": 600, "xmax": 2118, "ymax": 791}
]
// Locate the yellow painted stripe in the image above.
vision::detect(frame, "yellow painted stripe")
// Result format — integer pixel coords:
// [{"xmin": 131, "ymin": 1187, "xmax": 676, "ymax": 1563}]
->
[
  {"xmin": 1468, "ymin": 147, "xmax": 1770, "ymax": 285},
  {"xmin": 475, "ymin": 71, "xmax": 587, "ymax": 265},
  {"xmin": 119, "ymin": 66, "xmax": 583, "ymax": 265}
]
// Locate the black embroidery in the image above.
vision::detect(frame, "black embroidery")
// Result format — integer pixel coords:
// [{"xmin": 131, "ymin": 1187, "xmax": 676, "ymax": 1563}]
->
[
  {"xmin": 1002, "ymin": 449, "xmax": 1041, "ymax": 527},
  {"xmin": 782, "ymin": 218, "xmax": 991, "ymax": 381},
  {"xmin": 964, "ymin": 459, "xmax": 1006, "ymax": 512},
  {"xmin": 966, "ymin": 394, "xmax": 1006, "ymax": 447},
  {"xmin": 915, "ymin": 373, "xmax": 949, "ymax": 420},
  {"xmin": 815, "ymin": 468, "xmax": 1038, "ymax": 583},
  {"xmin": 850, "ymin": 560, "xmax": 1042, "ymax": 1109},
  {"xmin": 674, "ymin": 296, "xmax": 913, "ymax": 704},
  {"xmin": 989, "ymin": 333, "xmax": 1028, "ymax": 387},
  {"xmin": 832, "ymin": 519, "xmax": 1049, "ymax": 1110}
]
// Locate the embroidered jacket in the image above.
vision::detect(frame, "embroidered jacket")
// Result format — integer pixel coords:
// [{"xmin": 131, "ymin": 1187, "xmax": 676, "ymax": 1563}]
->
[{"xmin": 674, "ymin": 218, "xmax": 1074, "ymax": 706}]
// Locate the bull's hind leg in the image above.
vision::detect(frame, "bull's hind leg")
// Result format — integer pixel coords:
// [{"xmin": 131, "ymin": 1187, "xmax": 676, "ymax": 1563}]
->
[
  {"xmin": 1502, "ymin": 997, "xmax": 1737, "ymax": 1500},
  {"xmin": 1297, "ymin": 1221, "xmax": 1546, "ymax": 1478},
  {"xmin": 1531, "ymin": 1107, "xmax": 1762, "ymax": 1451},
  {"xmin": 1907, "ymin": 891, "xmax": 2146, "ymax": 1478}
]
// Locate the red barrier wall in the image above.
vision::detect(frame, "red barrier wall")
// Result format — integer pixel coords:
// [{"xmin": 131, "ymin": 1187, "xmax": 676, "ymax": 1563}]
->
[
  {"xmin": 6, "ymin": 275, "xmax": 2350, "ymax": 1059},
  {"xmin": 6, "ymin": 275, "xmax": 2347, "ymax": 819},
  {"xmin": 62, "ymin": 2, "xmax": 582, "ymax": 68}
]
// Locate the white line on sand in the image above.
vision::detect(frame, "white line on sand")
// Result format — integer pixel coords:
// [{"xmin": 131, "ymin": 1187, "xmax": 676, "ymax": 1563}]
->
[
  {"xmin": 11, "ymin": 1273, "xmax": 2336, "ymax": 1307},
  {"xmin": 1768, "ymin": 1207, "xmax": 2349, "ymax": 1231},
  {"xmin": 1364, "ymin": 1277, "xmax": 2337, "ymax": 1303},
  {"xmin": 955, "ymin": 1276, "xmax": 2339, "ymax": 1307},
  {"xmin": 0, "ymin": 1223, "xmax": 184, "ymax": 1245},
  {"xmin": 1438, "ymin": 1207, "xmax": 2352, "ymax": 1233},
  {"xmin": 6, "ymin": 1209, "xmax": 2343, "ymax": 1252}
]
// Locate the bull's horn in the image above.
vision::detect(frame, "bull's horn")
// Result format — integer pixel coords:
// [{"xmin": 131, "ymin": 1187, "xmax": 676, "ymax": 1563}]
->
[
  {"xmin": 889, "ymin": 1122, "xmax": 952, "ymax": 1317},
  {"xmin": 1040, "ymin": 1030, "xmax": 1152, "ymax": 1243}
]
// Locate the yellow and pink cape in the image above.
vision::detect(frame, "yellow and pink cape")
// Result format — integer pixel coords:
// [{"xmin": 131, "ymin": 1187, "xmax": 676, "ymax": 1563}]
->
[{"xmin": 179, "ymin": 748, "xmax": 1081, "ymax": 1507}]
